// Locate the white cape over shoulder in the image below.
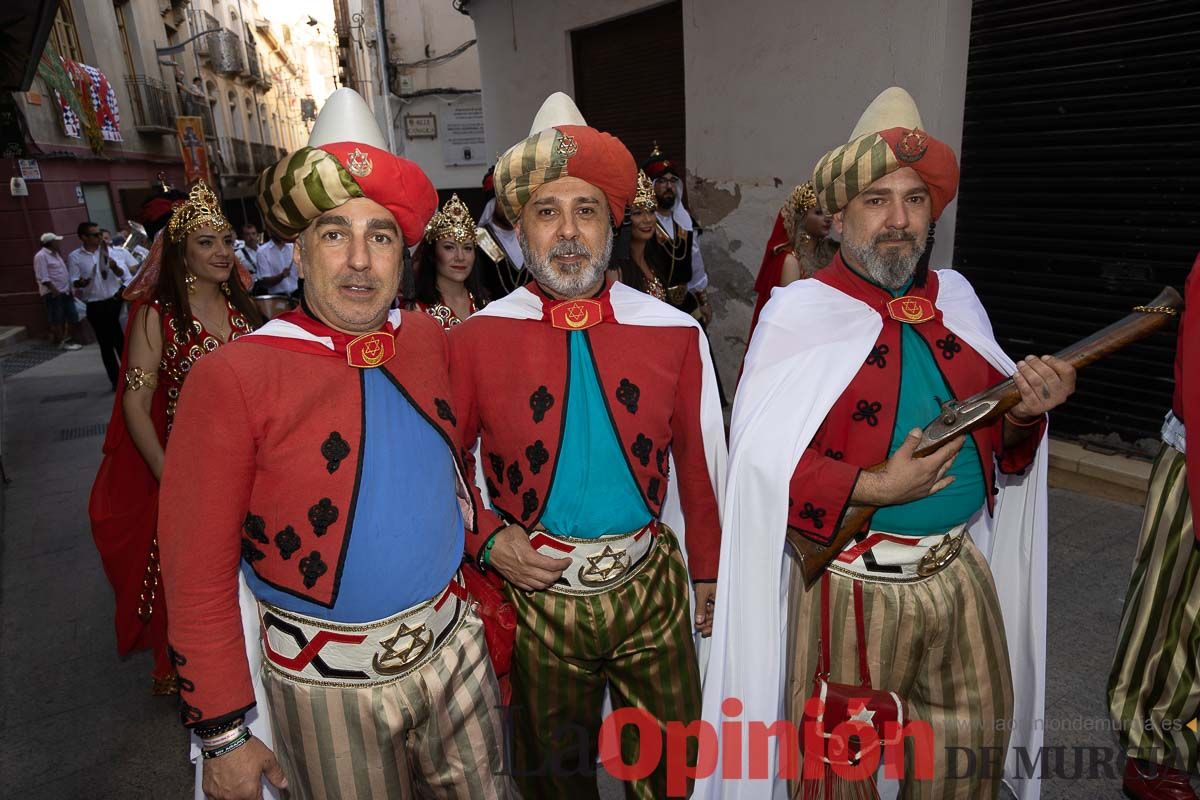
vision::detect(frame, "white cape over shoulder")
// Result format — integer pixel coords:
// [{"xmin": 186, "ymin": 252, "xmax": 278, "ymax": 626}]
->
[{"xmin": 695, "ymin": 269, "xmax": 1046, "ymax": 800}]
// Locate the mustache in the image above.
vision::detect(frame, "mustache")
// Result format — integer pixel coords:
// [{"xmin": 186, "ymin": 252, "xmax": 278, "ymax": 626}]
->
[
  {"xmin": 875, "ymin": 231, "xmax": 917, "ymax": 244},
  {"xmin": 547, "ymin": 240, "xmax": 595, "ymax": 259}
]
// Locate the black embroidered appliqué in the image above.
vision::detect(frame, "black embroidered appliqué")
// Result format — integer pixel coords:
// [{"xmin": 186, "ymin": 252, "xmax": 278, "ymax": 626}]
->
[
  {"xmin": 852, "ymin": 400, "xmax": 882, "ymax": 427},
  {"xmin": 631, "ymin": 434, "xmax": 652, "ymax": 467},
  {"xmin": 488, "ymin": 453, "xmax": 505, "ymax": 484},
  {"xmin": 526, "ymin": 441, "xmax": 549, "ymax": 474},
  {"xmin": 275, "ymin": 526, "xmax": 302, "ymax": 560},
  {"xmin": 241, "ymin": 538, "xmax": 266, "ymax": 563},
  {"xmin": 434, "ymin": 398, "xmax": 457, "ymax": 427},
  {"xmin": 321, "ymin": 432, "xmax": 351, "ymax": 473},
  {"xmin": 177, "ymin": 676, "xmax": 196, "ymax": 693},
  {"xmin": 798, "ymin": 503, "xmax": 827, "ymax": 530},
  {"xmin": 936, "ymin": 333, "xmax": 962, "ymax": 360},
  {"xmin": 656, "ymin": 448, "xmax": 668, "ymax": 476},
  {"xmin": 178, "ymin": 699, "xmax": 203, "ymax": 725},
  {"xmin": 485, "ymin": 478, "xmax": 500, "ymax": 499},
  {"xmin": 507, "ymin": 462, "xmax": 524, "ymax": 494},
  {"xmin": 522, "ymin": 489, "xmax": 538, "ymax": 521},
  {"xmin": 615, "ymin": 379, "xmax": 640, "ymax": 414},
  {"xmin": 824, "ymin": 449, "xmax": 844, "ymax": 460},
  {"xmin": 530, "ymin": 386, "xmax": 554, "ymax": 423},
  {"xmin": 168, "ymin": 645, "xmax": 188, "ymax": 668},
  {"xmin": 243, "ymin": 513, "xmax": 268, "ymax": 544},
  {"xmin": 648, "ymin": 478, "xmax": 662, "ymax": 505},
  {"xmin": 866, "ymin": 344, "xmax": 889, "ymax": 368},
  {"xmin": 308, "ymin": 498, "xmax": 339, "ymax": 536},
  {"xmin": 299, "ymin": 551, "xmax": 328, "ymax": 589}
]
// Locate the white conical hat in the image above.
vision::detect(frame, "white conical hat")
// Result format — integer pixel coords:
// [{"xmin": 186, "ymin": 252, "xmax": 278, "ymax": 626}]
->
[
  {"xmin": 308, "ymin": 88, "xmax": 387, "ymax": 150},
  {"xmin": 848, "ymin": 86, "xmax": 924, "ymax": 141},
  {"xmin": 528, "ymin": 92, "xmax": 587, "ymax": 135}
]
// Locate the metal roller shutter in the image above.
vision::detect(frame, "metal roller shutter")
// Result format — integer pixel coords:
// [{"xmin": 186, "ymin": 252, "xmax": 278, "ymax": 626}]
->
[
  {"xmin": 954, "ymin": 0, "xmax": 1200, "ymax": 452},
  {"xmin": 571, "ymin": 1, "xmax": 686, "ymax": 175}
]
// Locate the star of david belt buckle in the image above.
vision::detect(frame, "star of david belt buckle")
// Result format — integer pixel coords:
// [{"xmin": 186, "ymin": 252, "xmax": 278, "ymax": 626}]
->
[
  {"xmin": 886, "ymin": 295, "xmax": 935, "ymax": 325},
  {"xmin": 577, "ymin": 545, "xmax": 632, "ymax": 587},
  {"xmin": 916, "ymin": 533, "xmax": 964, "ymax": 578},
  {"xmin": 372, "ymin": 622, "xmax": 433, "ymax": 675}
]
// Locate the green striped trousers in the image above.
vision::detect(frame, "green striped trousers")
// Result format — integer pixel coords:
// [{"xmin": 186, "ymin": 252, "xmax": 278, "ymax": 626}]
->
[
  {"xmin": 505, "ymin": 527, "xmax": 703, "ymax": 799},
  {"xmin": 1107, "ymin": 443, "xmax": 1200, "ymax": 772},
  {"xmin": 262, "ymin": 610, "xmax": 511, "ymax": 799},
  {"xmin": 787, "ymin": 535, "xmax": 1014, "ymax": 799}
]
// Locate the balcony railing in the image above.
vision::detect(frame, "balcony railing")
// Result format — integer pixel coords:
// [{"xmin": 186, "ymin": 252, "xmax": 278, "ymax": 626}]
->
[
  {"xmin": 125, "ymin": 75, "xmax": 176, "ymax": 133},
  {"xmin": 230, "ymin": 138, "xmax": 253, "ymax": 176},
  {"xmin": 178, "ymin": 95, "xmax": 217, "ymax": 140},
  {"xmin": 207, "ymin": 28, "xmax": 245, "ymax": 75},
  {"xmin": 251, "ymin": 141, "xmax": 278, "ymax": 174}
]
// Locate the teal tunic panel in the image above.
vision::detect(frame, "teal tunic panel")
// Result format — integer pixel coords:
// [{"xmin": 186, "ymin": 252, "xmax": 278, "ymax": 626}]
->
[
  {"xmin": 871, "ymin": 286, "xmax": 987, "ymax": 536},
  {"xmin": 539, "ymin": 331, "xmax": 652, "ymax": 538}
]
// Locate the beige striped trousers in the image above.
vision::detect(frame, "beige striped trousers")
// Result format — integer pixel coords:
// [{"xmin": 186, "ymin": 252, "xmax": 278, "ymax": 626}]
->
[
  {"xmin": 787, "ymin": 535, "xmax": 1014, "ymax": 799},
  {"xmin": 1107, "ymin": 443, "xmax": 1200, "ymax": 772},
  {"xmin": 262, "ymin": 610, "xmax": 512, "ymax": 800}
]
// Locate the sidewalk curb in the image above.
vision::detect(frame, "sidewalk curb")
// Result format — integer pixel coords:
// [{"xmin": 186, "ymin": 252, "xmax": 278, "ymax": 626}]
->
[{"xmin": 1048, "ymin": 438, "xmax": 1151, "ymax": 506}]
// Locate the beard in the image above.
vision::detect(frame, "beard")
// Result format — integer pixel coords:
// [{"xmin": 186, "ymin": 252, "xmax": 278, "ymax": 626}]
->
[
  {"xmin": 519, "ymin": 228, "xmax": 614, "ymax": 298},
  {"xmin": 840, "ymin": 227, "xmax": 928, "ymax": 289}
]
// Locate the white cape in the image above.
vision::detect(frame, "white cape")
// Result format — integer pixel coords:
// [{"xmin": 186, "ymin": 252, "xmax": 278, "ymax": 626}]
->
[
  {"xmin": 471, "ymin": 282, "xmax": 728, "ymax": 667},
  {"xmin": 695, "ymin": 269, "xmax": 1047, "ymax": 800}
]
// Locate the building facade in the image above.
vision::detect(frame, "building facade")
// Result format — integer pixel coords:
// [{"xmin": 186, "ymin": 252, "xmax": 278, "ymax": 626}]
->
[{"xmin": 1, "ymin": 0, "xmax": 320, "ymax": 336}]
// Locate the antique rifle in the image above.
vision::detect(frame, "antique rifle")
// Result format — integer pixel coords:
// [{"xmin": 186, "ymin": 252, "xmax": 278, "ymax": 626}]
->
[{"xmin": 787, "ymin": 286, "xmax": 1184, "ymax": 587}]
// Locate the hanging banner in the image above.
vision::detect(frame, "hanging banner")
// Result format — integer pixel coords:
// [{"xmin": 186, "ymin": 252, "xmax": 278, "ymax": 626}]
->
[{"xmin": 176, "ymin": 116, "xmax": 212, "ymax": 186}]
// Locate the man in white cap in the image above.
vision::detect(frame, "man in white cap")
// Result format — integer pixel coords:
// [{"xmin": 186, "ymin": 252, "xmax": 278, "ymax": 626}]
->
[
  {"xmin": 699, "ymin": 87, "xmax": 1076, "ymax": 799},
  {"xmin": 158, "ymin": 89, "xmax": 509, "ymax": 800},
  {"xmin": 34, "ymin": 232, "xmax": 81, "ymax": 349},
  {"xmin": 449, "ymin": 92, "xmax": 726, "ymax": 798}
]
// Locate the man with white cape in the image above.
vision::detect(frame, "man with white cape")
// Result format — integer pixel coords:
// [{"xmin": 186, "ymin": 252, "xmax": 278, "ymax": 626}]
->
[
  {"xmin": 697, "ymin": 87, "xmax": 1076, "ymax": 800},
  {"xmin": 448, "ymin": 93, "xmax": 726, "ymax": 799}
]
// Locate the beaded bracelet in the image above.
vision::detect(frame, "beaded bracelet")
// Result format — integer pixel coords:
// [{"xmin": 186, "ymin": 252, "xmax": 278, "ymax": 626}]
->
[
  {"xmin": 195, "ymin": 716, "xmax": 245, "ymax": 740},
  {"xmin": 202, "ymin": 728, "xmax": 251, "ymax": 760}
]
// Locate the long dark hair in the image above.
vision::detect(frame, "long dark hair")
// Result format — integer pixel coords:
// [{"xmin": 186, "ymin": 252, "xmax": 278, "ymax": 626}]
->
[
  {"xmin": 611, "ymin": 220, "xmax": 672, "ymax": 292},
  {"xmin": 154, "ymin": 235, "xmax": 265, "ymax": 336},
  {"xmin": 407, "ymin": 239, "xmax": 489, "ymax": 307}
]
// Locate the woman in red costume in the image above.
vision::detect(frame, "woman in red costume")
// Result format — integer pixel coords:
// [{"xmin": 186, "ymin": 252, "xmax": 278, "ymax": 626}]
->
[
  {"xmin": 407, "ymin": 193, "xmax": 487, "ymax": 329},
  {"xmin": 88, "ymin": 180, "xmax": 263, "ymax": 694},
  {"xmin": 746, "ymin": 181, "xmax": 837, "ymax": 341}
]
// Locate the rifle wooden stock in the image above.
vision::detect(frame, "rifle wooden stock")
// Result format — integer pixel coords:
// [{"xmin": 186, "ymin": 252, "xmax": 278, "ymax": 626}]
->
[{"xmin": 787, "ymin": 286, "xmax": 1183, "ymax": 587}]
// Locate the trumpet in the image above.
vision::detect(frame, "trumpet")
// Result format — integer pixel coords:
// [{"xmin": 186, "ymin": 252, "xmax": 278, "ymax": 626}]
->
[{"xmin": 119, "ymin": 221, "xmax": 149, "ymax": 263}]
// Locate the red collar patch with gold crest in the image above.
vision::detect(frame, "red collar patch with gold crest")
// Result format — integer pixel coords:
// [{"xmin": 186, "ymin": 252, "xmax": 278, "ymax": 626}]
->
[
  {"xmin": 547, "ymin": 299, "xmax": 605, "ymax": 331},
  {"xmin": 886, "ymin": 295, "xmax": 936, "ymax": 325},
  {"xmin": 345, "ymin": 330, "xmax": 396, "ymax": 368}
]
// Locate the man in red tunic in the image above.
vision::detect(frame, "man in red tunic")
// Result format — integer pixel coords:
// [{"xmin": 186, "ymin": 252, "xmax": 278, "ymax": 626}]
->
[
  {"xmin": 1107, "ymin": 252, "xmax": 1200, "ymax": 800},
  {"xmin": 700, "ymin": 87, "xmax": 1076, "ymax": 800},
  {"xmin": 449, "ymin": 93, "xmax": 726, "ymax": 799},
  {"xmin": 158, "ymin": 89, "xmax": 509, "ymax": 800}
]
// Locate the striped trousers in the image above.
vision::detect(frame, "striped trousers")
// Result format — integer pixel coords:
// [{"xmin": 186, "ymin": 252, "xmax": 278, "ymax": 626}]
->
[
  {"xmin": 1107, "ymin": 444, "xmax": 1200, "ymax": 772},
  {"xmin": 787, "ymin": 535, "xmax": 1014, "ymax": 799},
  {"xmin": 262, "ymin": 610, "xmax": 511, "ymax": 799},
  {"xmin": 505, "ymin": 528, "xmax": 702, "ymax": 799}
]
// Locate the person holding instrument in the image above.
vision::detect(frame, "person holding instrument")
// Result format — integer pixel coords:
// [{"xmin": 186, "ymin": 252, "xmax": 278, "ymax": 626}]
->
[{"xmin": 698, "ymin": 87, "xmax": 1076, "ymax": 800}]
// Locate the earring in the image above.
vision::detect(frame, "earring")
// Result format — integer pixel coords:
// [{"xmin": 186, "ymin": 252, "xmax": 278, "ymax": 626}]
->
[
  {"xmin": 220, "ymin": 281, "xmax": 231, "ymax": 297},
  {"xmin": 184, "ymin": 273, "xmax": 197, "ymax": 295}
]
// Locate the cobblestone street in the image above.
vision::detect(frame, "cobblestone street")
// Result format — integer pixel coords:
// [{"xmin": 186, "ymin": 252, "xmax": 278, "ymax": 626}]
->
[{"xmin": 2, "ymin": 342, "xmax": 1196, "ymax": 799}]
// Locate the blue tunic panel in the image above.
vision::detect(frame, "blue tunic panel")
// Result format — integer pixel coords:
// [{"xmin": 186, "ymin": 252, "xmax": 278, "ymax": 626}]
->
[
  {"xmin": 539, "ymin": 331, "xmax": 652, "ymax": 539},
  {"xmin": 245, "ymin": 367, "xmax": 464, "ymax": 622}
]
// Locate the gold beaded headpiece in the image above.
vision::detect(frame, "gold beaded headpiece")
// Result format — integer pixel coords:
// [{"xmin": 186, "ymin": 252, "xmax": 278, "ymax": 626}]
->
[
  {"xmin": 422, "ymin": 193, "xmax": 477, "ymax": 244},
  {"xmin": 781, "ymin": 182, "xmax": 819, "ymax": 243},
  {"xmin": 632, "ymin": 170, "xmax": 656, "ymax": 213},
  {"xmin": 166, "ymin": 180, "xmax": 231, "ymax": 244}
]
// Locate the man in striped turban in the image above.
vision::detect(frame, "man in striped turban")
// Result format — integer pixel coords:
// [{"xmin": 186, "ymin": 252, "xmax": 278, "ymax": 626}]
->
[
  {"xmin": 158, "ymin": 89, "xmax": 511, "ymax": 800},
  {"xmin": 699, "ymin": 87, "xmax": 1075, "ymax": 800}
]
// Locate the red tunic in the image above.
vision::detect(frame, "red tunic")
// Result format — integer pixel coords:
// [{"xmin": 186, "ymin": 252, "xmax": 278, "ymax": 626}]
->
[
  {"xmin": 448, "ymin": 282, "xmax": 722, "ymax": 581},
  {"xmin": 786, "ymin": 255, "xmax": 1044, "ymax": 546},
  {"xmin": 158, "ymin": 309, "xmax": 466, "ymax": 727},
  {"xmin": 89, "ymin": 299, "xmax": 251, "ymax": 658},
  {"xmin": 1172, "ymin": 253, "xmax": 1200, "ymax": 536}
]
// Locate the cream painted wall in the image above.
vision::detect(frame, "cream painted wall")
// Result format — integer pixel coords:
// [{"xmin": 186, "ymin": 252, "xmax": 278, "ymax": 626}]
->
[{"xmin": 468, "ymin": 0, "xmax": 972, "ymax": 387}]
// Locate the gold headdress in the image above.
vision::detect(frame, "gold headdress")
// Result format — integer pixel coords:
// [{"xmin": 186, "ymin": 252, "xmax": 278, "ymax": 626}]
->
[
  {"xmin": 632, "ymin": 170, "xmax": 656, "ymax": 212},
  {"xmin": 781, "ymin": 182, "xmax": 819, "ymax": 244},
  {"xmin": 166, "ymin": 180, "xmax": 231, "ymax": 244},
  {"xmin": 423, "ymin": 193, "xmax": 477, "ymax": 244}
]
